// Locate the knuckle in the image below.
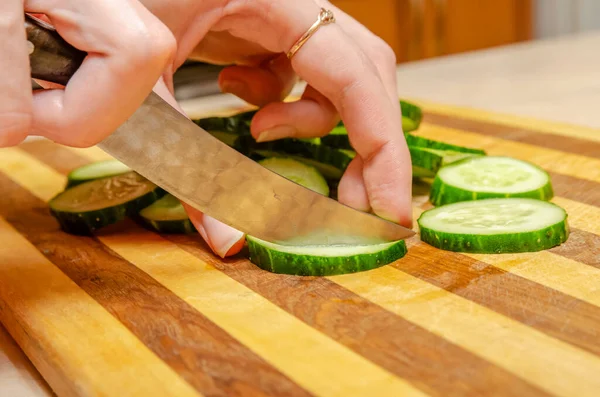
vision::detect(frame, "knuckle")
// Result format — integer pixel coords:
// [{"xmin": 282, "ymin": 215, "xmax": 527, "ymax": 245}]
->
[
  {"xmin": 0, "ymin": 112, "xmax": 32, "ymax": 147},
  {"xmin": 370, "ymin": 38, "xmax": 396, "ymax": 66},
  {"xmin": 124, "ymin": 23, "xmax": 176, "ymax": 67}
]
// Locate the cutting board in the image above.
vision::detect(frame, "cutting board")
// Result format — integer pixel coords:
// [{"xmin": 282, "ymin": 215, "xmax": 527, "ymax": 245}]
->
[{"xmin": 1, "ymin": 102, "xmax": 600, "ymax": 397}]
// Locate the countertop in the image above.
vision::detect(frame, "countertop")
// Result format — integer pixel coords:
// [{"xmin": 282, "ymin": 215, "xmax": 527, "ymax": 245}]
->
[{"xmin": 2, "ymin": 29, "xmax": 599, "ymax": 396}]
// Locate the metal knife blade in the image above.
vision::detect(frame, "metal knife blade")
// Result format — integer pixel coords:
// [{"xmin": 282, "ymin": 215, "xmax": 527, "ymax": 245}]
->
[{"xmin": 25, "ymin": 14, "xmax": 415, "ymax": 245}]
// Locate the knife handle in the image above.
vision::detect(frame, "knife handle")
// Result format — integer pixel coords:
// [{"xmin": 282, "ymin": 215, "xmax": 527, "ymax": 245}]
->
[{"xmin": 25, "ymin": 13, "xmax": 86, "ymax": 86}]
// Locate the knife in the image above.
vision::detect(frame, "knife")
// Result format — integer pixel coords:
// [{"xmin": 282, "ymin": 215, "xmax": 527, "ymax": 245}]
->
[{"xmin": 24, "ymin": 14, "xmax": 415, "ymax": 245}]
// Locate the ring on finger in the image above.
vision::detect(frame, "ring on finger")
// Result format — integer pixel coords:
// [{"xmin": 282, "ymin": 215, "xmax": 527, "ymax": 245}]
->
[{"xmin": 286, "ymin": 8, "xmax": 335, "ymax": 59}]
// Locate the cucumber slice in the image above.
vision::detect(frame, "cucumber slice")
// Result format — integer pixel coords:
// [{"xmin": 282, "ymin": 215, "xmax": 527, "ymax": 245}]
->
[
  {"xmin": 417, "ymin": 198, "xmax": 569, "ymax": 253},
  {"xmin": 66, "ymin": 160, "xmax": 131, "ymax": 188},
  {"xmin": 258, "ymin": 157, "xmax": 329, "ymax": 196},
  {"xmin": 429, "ymin": 156, "xmax": 554, "ymax": 206},
  {"xmin": 409, "ymin": 146, "xmax": 483, "ymax": 176},
  {"xmin": 323, "ymin": 100, "xmax": 423, "ymax": 149},
  {"xmin": 208, "ymin": 131, "xmax": 239, "ymax": 147},
  {"xmin": 404, "ymin": 134, "xmax": 486, "ymax": 155},
  {"xmin": 193, "ymin": 109, "xmax": 256, "ymax": 135},
  {"xmin": 49, "ymin": 172, "xmax": 165, "ymax": 235},
  {"xmin": 400, "ymin": 100, "xmax": 423, "ymax": 132},
  {"xmin": 247, "ymin": 236, "xmax": 408, "ymax": 276},
  {"xmin": 138, "ymin": 194, "xmax": 196, "ymax": 234},
  {"xmin": 236, "ymin": 136, "xmax": 354, "ymax": 180}
]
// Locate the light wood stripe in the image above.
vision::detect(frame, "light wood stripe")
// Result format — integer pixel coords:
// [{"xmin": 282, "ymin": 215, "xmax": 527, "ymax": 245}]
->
[
  {"xmin": 171, "ymin": 234, "xmax": 548, "ymax": 397},
  {"xmin": 414, "ymin": 197, "xmax": 600, "ymax": 308},
  {"xmin": 0, "ymin": 172, "xmax": 313, "ymax": 397},
  {"xmin": 0, "ymin": 147, "xmax": 426, "ymax": 397},
  {"xmin": 400, "ymin": 239, "xmax": 600, "ymax": 356},
  {"xmin": 422, "ymin": 112, "xmax": 600, "ymax": 159},
  {"xmin": 0, "ymin": 217, "xmax": 201, "ymax": 397},
  {"xmin": 416, "ymin": 124, "xmax": 600, "ymax": 183},
  {"xmin": 407, "ymin": 98, "xmax": 600, "ymax": 143},
  {"xmin": 23, "ymin": 139, "xmax": 550, "ymax": 397},
  {"xmin": 331, "ymin": 266, "xmax": 600, "ymax": 397},
  {"xmin": 0, "ymin": 147, "xmax": 65, "ymax": 201},
  {"xmin": 98, "ymin": 228, "xmax": 427, "ymax": 397}
]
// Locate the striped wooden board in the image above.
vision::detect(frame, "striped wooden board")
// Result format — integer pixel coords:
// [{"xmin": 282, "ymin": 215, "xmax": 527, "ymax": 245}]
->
[{"xmin": 1, "ymin": 103, "xmax": 600, "ymax": 397}]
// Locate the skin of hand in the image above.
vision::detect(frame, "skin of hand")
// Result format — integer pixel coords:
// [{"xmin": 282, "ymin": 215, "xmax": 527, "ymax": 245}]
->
[{"xmin": 3, "ymin": 0, "xmax": 412, "ymax": 258}]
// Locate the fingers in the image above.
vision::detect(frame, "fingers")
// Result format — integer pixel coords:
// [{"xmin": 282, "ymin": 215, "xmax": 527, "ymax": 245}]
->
[
  {"xmin": 153, "ymin": 76, "xmax": 246, "ymax": 258},
  {"xmin": 26, "ymin": 0, "xmax": 176, "ymax": 147},
  {"xmin": 0, "ymin": 3, "xmax": 33, "ymax": 147},
  {"xmin": 250, "ymin": 85, "xmax": 339, "ymax": 142},
  {"xmin": 261, "ymin": 0, "xmax": 412, "ymax": 226},
  {"xmin": 218, "ymin": 53, "xmax": 296, "ymax": 106},
  {"xmin": 183, "ymin": 204, "xmax": 246, "ymax": 258}
]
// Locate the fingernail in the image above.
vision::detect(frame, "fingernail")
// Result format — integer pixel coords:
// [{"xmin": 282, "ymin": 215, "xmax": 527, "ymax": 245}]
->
[
  {"xmin": 256, "ymin": 125, "xmax": 296, "ymax": 142},
  {"xmin": 201, "ymin": 215, "xmax": 245, "ymax": 258},
  {"xmin": 220, "ymin": 79, "xmax": 248, "ymax": 97}
]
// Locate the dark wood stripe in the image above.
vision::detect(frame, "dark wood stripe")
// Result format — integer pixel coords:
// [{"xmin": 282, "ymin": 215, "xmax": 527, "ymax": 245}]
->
[
  {"xmin": 550, "ymin": 228, "xmax": 600, "ymax": 269},
  {"xmin": 20, "ymin": 140, "xmax": 548, "ymax": 397},
  {"xmin": 171, "ymin": 234, "xmax": 548, "ymax": 397},
  {"xmin": 400, "ymin": 240, "xmax": 600, "ymax": 357},
  {"xmin": 549, "ymin": 172, "xmax": 600, "ymax": 207},
  {"xmin": 424, "ymin": 112, "xmax": 600, "ymax": 159},
  {"xmin": 0, "ymin": 172, "xmax": 311, "ymax": 397}
]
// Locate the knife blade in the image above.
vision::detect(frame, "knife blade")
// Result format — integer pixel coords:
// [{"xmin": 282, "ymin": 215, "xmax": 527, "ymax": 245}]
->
[{"xmin": 25, "ymin": 14, "xmax": 415, "ymax": 245}]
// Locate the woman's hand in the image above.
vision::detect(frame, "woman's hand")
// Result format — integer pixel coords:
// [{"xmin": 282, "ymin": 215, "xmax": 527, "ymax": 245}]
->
[
  {"xmin": 5, "ymin": 0, "xmax": 411, "ymax": 258},
  {"xmin": 1, "ymin": 0, "xmax": 175, "ymax": 148},
  {"xmin": 146, "ymin": 0, "xmax": 413, "ymax": 257}
]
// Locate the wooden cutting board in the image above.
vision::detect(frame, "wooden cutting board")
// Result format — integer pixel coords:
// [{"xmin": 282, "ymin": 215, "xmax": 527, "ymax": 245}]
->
[{"xmin": 1, "ymin": 102, "xmax": 600, "ymax": 397}]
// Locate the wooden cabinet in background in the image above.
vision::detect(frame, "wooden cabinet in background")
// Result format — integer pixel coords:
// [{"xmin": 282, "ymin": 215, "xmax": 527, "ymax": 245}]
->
[{"xmin": 330, "ymin": 0, "xmax": 532, "ymax": 63}]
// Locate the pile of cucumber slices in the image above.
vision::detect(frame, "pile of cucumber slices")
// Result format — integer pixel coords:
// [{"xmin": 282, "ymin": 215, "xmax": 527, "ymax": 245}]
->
[{"xmin": 48, "ymin": 100, "xmax": 569, "ymax": 276}]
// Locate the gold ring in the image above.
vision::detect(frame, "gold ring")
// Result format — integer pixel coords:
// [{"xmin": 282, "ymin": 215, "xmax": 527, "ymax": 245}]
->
[{"xmin": 287, "ymin": 8, "xmax": 335, "ymax": 59}]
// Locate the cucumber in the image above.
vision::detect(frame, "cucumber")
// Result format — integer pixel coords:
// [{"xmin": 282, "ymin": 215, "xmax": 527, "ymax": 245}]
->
[
  {"xmin": 208, "ymin": 131, "xmax": 239, "ymax": 147},
  {"xmin": 138, "ymin": 194, "xmax": 196, "ymax": 234},
  {"xmin": 417, "ymin": 198, "xmax": 569, "ymax": 253},
  {"xmin": 429, "ymin": 156, "xmax": 554, "ymax": 206},
  {"xmin": 49, "ymin": 172, "xmax": 165, "ymax": 235},
  {"xmin": 409, "ymin": 146, "xmax": 483, "ymax": 177},
  {"xmin": 323, "ymin": 100, "xmax": 423, "ymax": 149},
  {"xmin": 400, "ymin": 100, "xmax": 423, "ymax": 132},
  {"xmin": 404, "ymin": 134, "xmax": 486, "ymax": 155},
  {"xmin": 66, "ymin": 159, "xmax": 131, "ymax": 188},
  {"xmin": 258, "ymin": 157, "xmax": 329, "ymax": 196},
  {"xmin": 193, "ymin": 109, "xmax": 256, "ymax": 135},
  {"xmin": 247, "ymin": 236, "xmax": 408, "ymax": 276},
  {"xmin": 236, "ymin": 136, "xmax": 354, "ymax": 180}
]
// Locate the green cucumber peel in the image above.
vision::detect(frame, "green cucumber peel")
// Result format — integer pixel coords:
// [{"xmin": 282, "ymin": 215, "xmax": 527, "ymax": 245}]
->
[{"xmin": 418, "ymin": 198, "xmax": 569, "ymax": 253}]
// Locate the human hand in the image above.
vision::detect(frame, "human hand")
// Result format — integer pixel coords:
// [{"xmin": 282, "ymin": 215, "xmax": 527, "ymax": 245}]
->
[
  {"xmin": 145, "ymin": 0, "xmax": 413, "ymax": 257},
  {"xmin": 0, "ymin": 1, "xmax": 175, "ymax": 148}
]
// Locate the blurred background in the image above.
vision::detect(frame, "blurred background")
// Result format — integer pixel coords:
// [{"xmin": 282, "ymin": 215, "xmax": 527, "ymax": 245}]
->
[{"xmin": 173, "ymin": 0, "xmax": 600, "ymax": 100}]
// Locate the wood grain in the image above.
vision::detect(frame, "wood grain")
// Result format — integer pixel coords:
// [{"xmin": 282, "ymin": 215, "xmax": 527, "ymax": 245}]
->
[
  {"xmin": 171, "ymin": 234, "xmax": 546, "ymax": 397},
  {"xmin": 400, "ymin": 240, "xmax": 600, "ymax": 356},
  {"xmin": 3, "ymin": 102, "xmax": 600, "ymax": 397},
  {"xmin": 423, "ymin": 112, "xmax": 600, "ymax": 159},
  {"xmin": 0, "ymin": 173, "xmax": 311, "ymax": 397}
]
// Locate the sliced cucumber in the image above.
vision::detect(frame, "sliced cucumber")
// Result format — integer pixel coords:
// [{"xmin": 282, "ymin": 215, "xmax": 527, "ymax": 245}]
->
[
  {"xmin": 400, "ymin": 100, "xmax": 423, "ymax": 132},
  {"xmin": 50, "ymin": 172, "xmax": 165, "ymax": 235},
  {"xmin": 138, "ymin": 194, "xmax": 196, "ymax": 234},
  {"xmin": 258, "ymin": 157, "xmax": 329, "ymax": 196},
  {"xmin": 193, "ymin": 109, "xmax": 256, "ymax": 135},
  {"xmin": 66, "ymin": 160, "xmax": 131, "ymax": 188},
  {"xmin": 247, "ymin": 236, "xmax": 407, "ymax": 276},
  {"xmin": 404, "ymin": 134, "xmax": 485, "ymax": 155},
  {"xmin": 208, "ymin": 131, "xmax": 239, "ymax": 147},
  {"xmin": 409, "ymin": 146, "xmax": 482, "ymax": 177},
  {"xmin": 236, "ymin": 136, "xmax": 354, "ymax": 180},
  {"xmin": 418, "ymin": 198, "xmax": 569, "ymax": 253},
  {"xmin": 429, "ymin": 156, "xmax": 554, "ymax": 206}
]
